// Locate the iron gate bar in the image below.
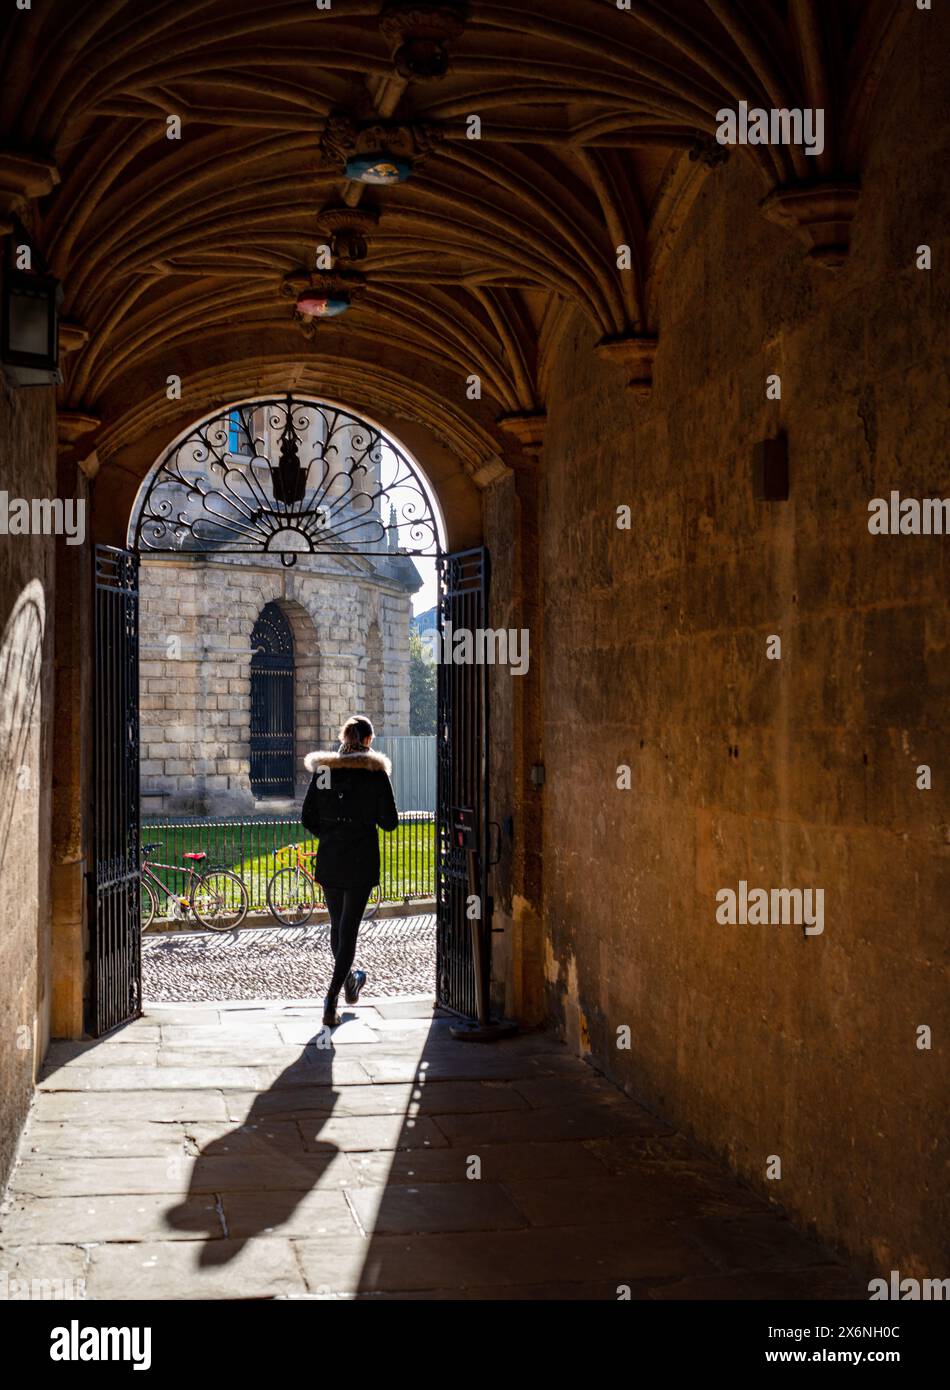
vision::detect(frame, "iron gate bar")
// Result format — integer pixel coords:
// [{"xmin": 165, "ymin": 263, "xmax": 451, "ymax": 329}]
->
[
  {"xmin": 435, "ymin": 547, "xmax": 491, "ymax": 1020},
  {"xmin": 90, "ymin": 546, "xmax": 142, "ymax": 1036}
]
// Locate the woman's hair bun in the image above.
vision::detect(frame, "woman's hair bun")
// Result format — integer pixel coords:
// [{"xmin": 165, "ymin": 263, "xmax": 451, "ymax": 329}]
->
[{"xmin": 339, "ymin": 714, "xmax": 374, "ymax": 748}]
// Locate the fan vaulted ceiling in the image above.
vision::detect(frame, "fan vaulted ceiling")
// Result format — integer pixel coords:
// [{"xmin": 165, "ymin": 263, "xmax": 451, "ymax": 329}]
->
[{"xmin": 0, "ymin": 0, "xmax": 905, "ymax": 474}]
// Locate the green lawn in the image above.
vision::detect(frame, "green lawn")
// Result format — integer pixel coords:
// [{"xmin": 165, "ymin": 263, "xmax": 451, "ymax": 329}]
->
[{"xmin": 141, "ymin": 816, "xmax": 434, "ymax": 918}]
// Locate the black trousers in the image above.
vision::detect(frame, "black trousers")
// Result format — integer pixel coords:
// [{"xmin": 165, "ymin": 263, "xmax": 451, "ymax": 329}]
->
[{"xmin": 323, "ymin": 884, "xmax": 373, "ymax": 1003}]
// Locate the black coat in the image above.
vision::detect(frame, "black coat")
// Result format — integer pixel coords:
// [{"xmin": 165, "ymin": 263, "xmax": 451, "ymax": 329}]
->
[{"xmin": 300, "ymin": 748, "xmax": 399, "ymax": 889}]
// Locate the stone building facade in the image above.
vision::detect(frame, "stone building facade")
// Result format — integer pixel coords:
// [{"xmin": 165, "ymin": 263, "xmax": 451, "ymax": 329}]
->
[{"xmin": 139, "ymin": 548, "xmax": 420, "ymax": 815}]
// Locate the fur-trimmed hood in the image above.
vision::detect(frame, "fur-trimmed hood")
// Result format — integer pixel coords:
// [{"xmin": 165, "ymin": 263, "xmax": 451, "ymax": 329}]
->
[{"xmin": 304, "ymin": 748, "xmax": 392, "ymax": 775}]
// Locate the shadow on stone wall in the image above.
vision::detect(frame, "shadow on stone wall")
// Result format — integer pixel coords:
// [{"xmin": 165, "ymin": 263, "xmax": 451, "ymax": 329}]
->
[{"xmin": 0, "ymin": 578, "xmax": 45, "ymax": 878}]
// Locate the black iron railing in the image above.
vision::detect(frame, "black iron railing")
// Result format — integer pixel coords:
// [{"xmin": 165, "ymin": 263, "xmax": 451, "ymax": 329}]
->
[{"xmin": 140, "ymin": 811, "xmax": 434, "ymax": 919}]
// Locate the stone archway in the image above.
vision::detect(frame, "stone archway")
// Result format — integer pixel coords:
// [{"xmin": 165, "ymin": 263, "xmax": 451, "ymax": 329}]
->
[
  {"xmin": 49, "ymin": 392, "xmax": 477, "ymax": 1038},
  {"xmin": 78, "ymin": 393, "xmax": 486, "ymax": 1037}
]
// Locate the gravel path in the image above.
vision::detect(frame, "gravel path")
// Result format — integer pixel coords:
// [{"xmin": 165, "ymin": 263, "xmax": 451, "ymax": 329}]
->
[{"xmin": 143, "ymin": 914, "xmax": 436, "ymax": 1002}]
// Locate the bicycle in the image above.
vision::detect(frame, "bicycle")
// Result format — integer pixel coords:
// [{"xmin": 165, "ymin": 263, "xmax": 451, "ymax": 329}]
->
[
  {"xmin": 140, "ymin": 842, "xmax": 249, "ymax": 932},
  {"xmin": 266, "ymin": 843, "xmax": 381, "ymax": 927}
]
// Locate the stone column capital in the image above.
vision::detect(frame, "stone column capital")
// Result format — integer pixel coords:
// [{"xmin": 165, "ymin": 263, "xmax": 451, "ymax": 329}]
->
[
  {"xmin": 59, "ymin": 322, "xmax": 90, "ymax": 353},
  {"xmin": 595, "ymin": 333, "xmax": 659, "ymax": 396},
  {"xmin": 496, "ymin": 410, "xmax": 546, "ymax": 457},
  {"xmin": 0, "ymin": 150, "xmax": 59, "ymax": 231},
  {"xmin": 470, "ymin": 452, "xmax": 513, "ymax": 488},
  {"xmin": 759, "ymin": 181, "xmax": 861, "ymax": 268},
  {"xmin": 57, "ymin": 411, "xmax": 100, "ymax": 455}
]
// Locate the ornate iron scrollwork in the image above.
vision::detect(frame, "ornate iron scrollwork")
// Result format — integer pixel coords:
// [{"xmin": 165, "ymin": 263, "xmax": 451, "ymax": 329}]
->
[{"xmin": 131, "ymin": 394, "xmax": 441, "ymax": 566}]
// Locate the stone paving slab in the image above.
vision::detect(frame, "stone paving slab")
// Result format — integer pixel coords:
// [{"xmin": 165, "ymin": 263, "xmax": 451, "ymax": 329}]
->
[
  {"xmin": 41, "ymin": 1043, "xmax": 161, "ymax": 1071},
  {"xmin": 73, "ymin": 1022, "xmax": 163, "ymax": 1042},
  {"xmin": 358, "ymin": 1050, "xmax": 589, "ymax": 1084},
  {"xmin": 297, "ymin": 1113, "xmax": 450, "ymax": 1153},
  {"xmin": 37, "ymin": 1065, "xmax": 281, "ymax": 1092},
  {"xmin": 219, "ymin": 1080, "xmax": 530, "ymax": 1124},
  {"xmin": 220, "ymin": 1188, "xmax": 358, "ymax": 1240},
  {"xmin": 431, "ymin": 1102, "xmax": 669, "ymax": 1145},
  {"xmin": 184, "ymin": 1118, "xmax": 314, "ymax": 1151},
  {"xmin": 371, "ymin": 997, "xmax": 438, "ymax": 1019},
  {"xmin": 156, "ymin": 1046, "xmax": 319, "ymax": 1069},
  {"xmin": 0, "ymin": 1242, "xmax": 89, "ymax": 1293},
  {"xmin": 31, "ymin": 1090, "xmax": 230, "ymax": 1124},
  {"xmin": 0, "ymin": 1194, "xmax": 224, "ymax": 1244},
  {"xmin": 342, "ymin": 1140, "xmax": 617, "ymax": 1187},
  {"xmin": 11, "ymin": 1151, "xmax": 349, "ymax": 1199},
  {"xmin": 275, "ymin": 1019, "xmax": 398, "ymax": 1046},
  {"xmin": 11, "ymin": 1158, "xmax": 194, "ymax": 1198},
  {"xmin": 18, "ymin": 1122, "xmax": 187, "ymax": 1159},
  {"xmin": 293, "ymin": 1221, "xmax": 720, "ymax": 1295},
  {"xmin": 502, "ymin": 1175, "xmax": 712, "ymax": 1227},
  {"xmin": 365, "ymin": 1016, "xmax": 447, "ymax": 1033},
  {"xmin": 159, "ymin": 1023, "xmax": 286, "ymax": 1045},
  {"xmin": 0, "ymin": 996, "xmax": 863, "ymax": 1300},
  {"xmin": 369, "ymin": 1030, "xmax": 569, "ymax": 1057},
  {"xmin": 84, "ymin": 1238, "xmax": 308, "ymax": 1300},
  {"xmin": 282, "ymin": 1019, "xmax": 382, "ymax": 1046},
  {"xmin": 145, "ymin": 1008, "xmax": 223, "ymax": 1025},
  {"xmin": 346, "ymin": 1181, "xmax": 527, "ymax": 1236}
]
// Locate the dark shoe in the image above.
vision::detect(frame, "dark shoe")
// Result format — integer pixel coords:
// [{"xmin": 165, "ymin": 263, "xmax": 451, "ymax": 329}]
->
[
  {"xmin": 322, "ymin": 997, "xmax": 342, "ymax": 1028},
  {"xmin": 344, "ymin": 969, "xmax": 367, "ymax": 1005}
]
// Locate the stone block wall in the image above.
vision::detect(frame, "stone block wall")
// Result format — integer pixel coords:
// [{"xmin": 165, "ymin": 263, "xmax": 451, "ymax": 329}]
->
[
  {"xmin": 494, "ymin": 24, "xmax": 948, "ymax": 1274},
  {"xmin": 0, "ymin": 385, "xmax": 56, "ymax": 1190},
  {"xmin": 139, "ymin": 553, "xmax": 413, "ymax": 814}
]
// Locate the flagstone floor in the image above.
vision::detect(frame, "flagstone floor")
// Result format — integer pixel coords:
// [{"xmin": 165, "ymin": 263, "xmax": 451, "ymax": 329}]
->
[{"xmin": 0, "ymin": 998, "xmax": 865, "ymax": 1300}]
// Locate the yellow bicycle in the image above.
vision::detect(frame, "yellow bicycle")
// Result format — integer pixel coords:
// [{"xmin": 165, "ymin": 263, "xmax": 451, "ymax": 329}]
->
[{"xmin": 265, "ymin": 844, "xmax": 381, "ymax": 926}]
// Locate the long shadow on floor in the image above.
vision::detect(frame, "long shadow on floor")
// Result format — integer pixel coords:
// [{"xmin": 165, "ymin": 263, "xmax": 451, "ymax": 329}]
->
[
  {"xmin": 164, "ymin": 1036, "xmax": 343, "ymax": 1266},
  {"xmin": 157, "ymin": 1001, "xmax": 864, "ymax": 1297}
]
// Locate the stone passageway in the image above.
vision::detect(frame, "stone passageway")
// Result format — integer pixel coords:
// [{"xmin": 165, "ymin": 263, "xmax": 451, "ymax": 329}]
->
[{"xmin": 0, "ymin": 999, "xmax": 864, "ymax": 1300}]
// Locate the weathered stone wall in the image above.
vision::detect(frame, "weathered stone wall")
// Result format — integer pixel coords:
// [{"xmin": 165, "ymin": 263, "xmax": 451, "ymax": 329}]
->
[
  {"xmin": 0, "ymin": 384, "xmax": 56, "ymax": 1188},
  {"xmin": 528, "ymin": 29, "xmax": 948, "ymax": 1272},
  {"xmin": 486, "ymin": 466, "xmax": 546, "ymax": 1026},
  {"xmin": 139, "ymin": 553, "xmax": 412, "ymax": 814}
]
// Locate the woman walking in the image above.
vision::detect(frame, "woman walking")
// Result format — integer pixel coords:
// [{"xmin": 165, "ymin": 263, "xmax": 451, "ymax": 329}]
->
[{"xmin": 301, "ymin": 715, "xmax": 399, "ymax": 1027}]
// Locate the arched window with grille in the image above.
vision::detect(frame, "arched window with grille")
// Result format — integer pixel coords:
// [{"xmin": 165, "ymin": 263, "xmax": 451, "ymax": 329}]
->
[{"xmin": 249, "ymin": 602, "xmax": 295, "ymax": 797}]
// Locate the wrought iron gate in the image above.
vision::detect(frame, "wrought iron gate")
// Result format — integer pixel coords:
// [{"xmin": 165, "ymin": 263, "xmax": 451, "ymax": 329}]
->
[
  {"xmin": 250, "ymin": 602, "xmax": 295, "ymax": 797},
  {"xmin": 96, "ymin": 393, "xmax": 457, "ymax": 1032},
  {"xmin": 436, "ymin": 547, "xmax": 491, "ymax": 1018},
  {"xmin": 89, "ymin": 546, "xmax": 141, "ymax": 1036}
]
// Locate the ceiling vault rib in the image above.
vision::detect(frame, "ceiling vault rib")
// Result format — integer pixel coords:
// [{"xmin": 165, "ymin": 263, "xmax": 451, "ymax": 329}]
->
[{"xmin": 0, "ymin": 0, "xmax": 898, "ymax": 461}]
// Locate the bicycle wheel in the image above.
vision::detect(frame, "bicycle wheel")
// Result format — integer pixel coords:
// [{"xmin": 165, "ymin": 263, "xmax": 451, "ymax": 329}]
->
[
  {"xmin": 363, "ymin": 883, "xmax": 382, "ymax": 921},
  {"xmin": 191, "ymin": 869, "xmax": 249, "ymax": 931},
  {"xmin": 140, "ymin": 880, "xmax": 157, "ymax": 931},
  {"xmin": 267, "ymin": 867, "xmax": 316, "ymax": 926}
]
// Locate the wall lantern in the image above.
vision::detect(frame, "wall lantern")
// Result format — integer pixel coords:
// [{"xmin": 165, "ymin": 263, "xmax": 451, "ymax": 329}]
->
[
  {"xmin": 1, "ymin": 226, "xmax": 63, "ymax": 386},
  {"xmin": 344, "ymin": 153, "xmax": 411, "ymax": 185},
  {"xmin": 296, "ymin": 288, "xmax": 350, "ymax": 318},
  {"xmin": 272, "ymin": 412, "xmax": 307, "ymax": 507}
]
